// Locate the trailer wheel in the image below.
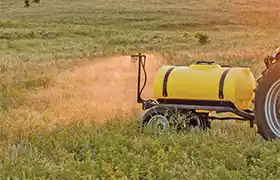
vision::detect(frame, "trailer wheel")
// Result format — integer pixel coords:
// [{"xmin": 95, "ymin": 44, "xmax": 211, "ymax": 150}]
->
[
  {"xmin": 139, "ymin": 106, "xmax": 210, "ymax": 133},
  {"xmin": 169, "ymin": 110, "xmax": 211, "ymax": 132},
  {"xmin": 255, "ymin": 60, "xmax": 280, "ymax": 140},
  {"xmin": 139, "ymin": 106, "xmax": 174, "ymax": 133}
]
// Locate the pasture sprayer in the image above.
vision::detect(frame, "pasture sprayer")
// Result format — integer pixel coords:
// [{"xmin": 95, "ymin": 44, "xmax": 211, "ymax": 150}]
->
[{"xmin": 131, "ymin": 53, "xmax": 280, "ymax": 140}]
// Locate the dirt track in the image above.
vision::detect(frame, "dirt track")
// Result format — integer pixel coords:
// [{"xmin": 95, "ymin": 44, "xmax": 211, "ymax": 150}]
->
[{"xmin": 21, "ymin": 53, "xmax": 165, "ymax": 125}]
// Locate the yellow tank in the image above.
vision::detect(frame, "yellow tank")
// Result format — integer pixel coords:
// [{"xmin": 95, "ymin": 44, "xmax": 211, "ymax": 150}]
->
[{"xmin": 153, "ymin": 62, "xmax": 256, "ymax": 110}]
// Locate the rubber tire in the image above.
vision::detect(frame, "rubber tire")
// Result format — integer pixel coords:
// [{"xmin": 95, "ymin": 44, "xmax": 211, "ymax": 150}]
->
[
  {"xmin": 255, "ymin": 60, "xmax": 280, "ymax": 140},
  {"xmin": 139, "ymin": 106, "xmax": 174, "ymax": 129},
  {"xmin": 139, "ymin": 106, "xmax": 211, "ymax": 131}
]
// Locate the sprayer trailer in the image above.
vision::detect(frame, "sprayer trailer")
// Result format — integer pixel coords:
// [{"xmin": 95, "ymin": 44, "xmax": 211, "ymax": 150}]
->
[{"xmin": 131, "ymin": 53, "xmax": 280, "ymax": 140}]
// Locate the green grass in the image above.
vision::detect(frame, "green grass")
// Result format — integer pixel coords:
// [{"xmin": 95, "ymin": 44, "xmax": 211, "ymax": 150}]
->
[
  {"xmin": 1, "ymin": 120, "xmax": 280, "ymax": 179},
  {"xmin": 1, "ymin": 0, "xmax": 280, "ymax": 178}
]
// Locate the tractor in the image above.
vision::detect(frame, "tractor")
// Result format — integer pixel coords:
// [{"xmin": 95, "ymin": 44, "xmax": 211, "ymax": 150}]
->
[{"xmin": 131, "ymin": 52, "xmax": 280, "ymax": 140}]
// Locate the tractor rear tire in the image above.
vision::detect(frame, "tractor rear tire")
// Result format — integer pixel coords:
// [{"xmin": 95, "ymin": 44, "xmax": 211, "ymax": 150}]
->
[{"xmin": 255, "ymin": 60, "xmax": 280, "ymax": 140}]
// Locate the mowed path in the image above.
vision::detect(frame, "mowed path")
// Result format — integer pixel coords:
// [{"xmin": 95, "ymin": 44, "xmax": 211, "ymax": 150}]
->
[{"xmin": 19, "ymin": 54, "xmax": 164, "ymax": 127}]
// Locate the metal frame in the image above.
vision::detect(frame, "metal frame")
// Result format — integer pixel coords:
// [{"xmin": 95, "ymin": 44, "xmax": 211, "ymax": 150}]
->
[{"xmin": 131, "ymin": 53, "xmax": 147, "ymax": 104}]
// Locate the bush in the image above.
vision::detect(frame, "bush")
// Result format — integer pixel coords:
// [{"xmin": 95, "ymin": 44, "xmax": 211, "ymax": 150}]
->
[
  {"xmin": 24, "ymin": 0, "xmax": 30, "ymax": 7},
  {"xmin": 195, "ymin": 32, "xmax": 210, "ymax": 44},
  {"xmin": 24, "ymin": 0, "xmax": 40, "ymax": 7}
]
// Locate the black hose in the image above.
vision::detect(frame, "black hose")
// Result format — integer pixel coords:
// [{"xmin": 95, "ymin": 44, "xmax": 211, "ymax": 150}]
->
[{"xmin": 139, "ymin": 55, "xmax": 147, "ymax": 97}]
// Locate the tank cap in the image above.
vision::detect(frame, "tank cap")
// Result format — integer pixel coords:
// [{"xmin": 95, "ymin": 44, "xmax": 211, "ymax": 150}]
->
[{"xmin": 195, "ymin": 61, "xmax": 216, "ymax": 65}]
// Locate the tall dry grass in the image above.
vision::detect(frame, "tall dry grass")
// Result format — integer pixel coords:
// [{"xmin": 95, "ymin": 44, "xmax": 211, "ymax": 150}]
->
[{"xmin": 12, "ymin": 54, "xmax": 165, "ymax": 128}]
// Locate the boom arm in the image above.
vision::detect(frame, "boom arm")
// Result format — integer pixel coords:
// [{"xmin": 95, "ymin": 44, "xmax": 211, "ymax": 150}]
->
[{"xmin": 131, "ymin": 53, "xmax": 147, "ymax": 104}]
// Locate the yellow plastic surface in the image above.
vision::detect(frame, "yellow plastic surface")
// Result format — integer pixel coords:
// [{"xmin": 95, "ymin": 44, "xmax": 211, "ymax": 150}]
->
[{"xmin": 153, "ymin": 63, "xmax": 256, "ymax": 110}]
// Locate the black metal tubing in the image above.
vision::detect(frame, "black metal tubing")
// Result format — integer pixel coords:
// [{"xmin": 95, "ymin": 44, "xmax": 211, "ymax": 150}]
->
[
  {"xmin": 157, "ymin": 99, "xmax": 237, "ymax": 109},
  {"xmin": 137, "ymin": 54, "xmax": 142, "ymax": 103},
  {"xmin": 143, "ymin": 102, "xmax": 255, "ymax": 121},
  {"xmin": 131, "ymin": 53, "xmax": 147, "ymax": 103},
  {"xmin": 209, "ymin": 116, "xmax": 248, "ymax": 121}
]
